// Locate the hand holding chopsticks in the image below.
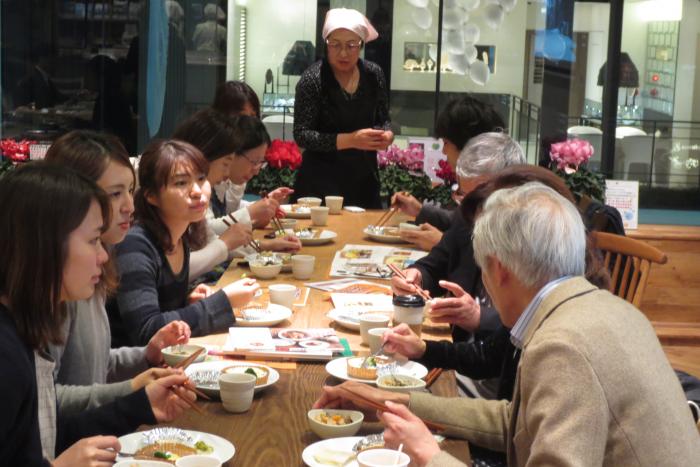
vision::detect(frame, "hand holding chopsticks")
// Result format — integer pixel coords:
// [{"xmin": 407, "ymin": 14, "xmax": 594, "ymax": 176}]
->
[
  {"xmin": 221, "ymin": 214, "xmax": 261, "ymax": 253},
  {"xmin": 387, "ymin": 264, "xmax": 431, "ymax": 301},
  {"xmin": 374, "ymin": 207, "xmax": 397, "ymax": 228}
]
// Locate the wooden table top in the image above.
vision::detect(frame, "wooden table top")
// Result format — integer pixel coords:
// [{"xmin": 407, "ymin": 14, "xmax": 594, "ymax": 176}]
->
[{"xmin": 184, "ymin": 210, "xmax": 470, "ymax": 466}]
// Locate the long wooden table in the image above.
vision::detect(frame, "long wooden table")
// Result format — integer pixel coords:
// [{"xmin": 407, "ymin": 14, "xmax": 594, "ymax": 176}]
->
[{"xmin": 182, "ymin": 210, "xmax": 472, "ymax": 466}]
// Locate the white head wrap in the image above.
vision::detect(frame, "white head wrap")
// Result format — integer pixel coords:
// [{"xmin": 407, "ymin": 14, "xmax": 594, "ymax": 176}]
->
[{"xmin": 322, "ymin": 8, "xmax": 378, "ymax": 43}]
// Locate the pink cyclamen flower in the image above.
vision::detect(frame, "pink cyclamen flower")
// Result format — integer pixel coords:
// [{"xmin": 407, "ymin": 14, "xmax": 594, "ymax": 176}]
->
[{"xmin": 549, "ymin": 139, "xmax": 594, "ymax": 174}]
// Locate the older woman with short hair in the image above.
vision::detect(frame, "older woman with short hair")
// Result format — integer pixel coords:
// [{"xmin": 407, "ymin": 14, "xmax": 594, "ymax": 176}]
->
[{"xmin": 293, "ymin": 8, "xmax": 393, "ymax": 208}]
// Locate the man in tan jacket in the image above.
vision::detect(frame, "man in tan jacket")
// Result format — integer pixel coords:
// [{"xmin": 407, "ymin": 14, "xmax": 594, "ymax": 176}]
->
[{"xmin": 315, "ymin": 182, "xmax": 700, "ymax": 466}]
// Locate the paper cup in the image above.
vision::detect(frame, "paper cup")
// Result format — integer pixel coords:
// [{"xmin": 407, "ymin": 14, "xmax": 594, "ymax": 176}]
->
[
  {"xmin": 359, "ymin": 314, "xmax": 391, "ymax": 345},
  {"xmin": 269, "ymin": 283, "xmax": 297, "ymax": 309},
  {"xmin": 219, "ymin": 373, "xmax": 256, "ymax": 413},
  {"xmin": 310, "ymin": 206, "xmax": 330, "ymax": 226},
  {"xmin": 325, "ymin": 196, "xmax": 344, "ymax": 214},
  {"xmin": 291, "ymin": 254, "xmax": 315, "ymax": 280},
  {"xmin": 357, "ymin": 449, "xmax": 410, "ymax": 467}
]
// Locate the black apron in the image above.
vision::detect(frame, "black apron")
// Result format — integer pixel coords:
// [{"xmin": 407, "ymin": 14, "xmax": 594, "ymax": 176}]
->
[{"xmin": 294, "ymin": 61, "xmax": 382, "ymax": 209}]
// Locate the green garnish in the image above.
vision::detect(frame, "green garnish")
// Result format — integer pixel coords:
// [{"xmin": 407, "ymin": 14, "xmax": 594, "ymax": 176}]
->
[
  {"xmin": 245, "ymin": 368, "xmax": 258, "ymax": 377},
  {"xmin": 153, "ymin": 451, "xmax": 171, "ymax": 459},
  {"xmin": 195, "ymin": 440, "xmax": 213, "ymax": 453}
]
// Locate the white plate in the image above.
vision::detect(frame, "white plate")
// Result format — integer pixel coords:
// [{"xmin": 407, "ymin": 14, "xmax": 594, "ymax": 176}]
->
[
  {"xmin": 299, "ymin": 230, "xmax": 337, "ymax": 246},
  {"xmin": 363, "ymin": 227, "xmax": 407, "ymax": 244},
  {"xmin": 302, "ymin": 436, "xmax": 363, "ymax": 467},
  {"xmin": 326, "ymin": 309, "xmax": 361, "ymax": 331},
  {"xmin": 325, "ymin": 357, "xmax": 428, "ymax": 384},
  {"xmin": 235, "ymin": 303, "xmax": 292, "ymax": 327},
  {"xmin": 281, "ymin": 204, "xmax": 311, "ymax": 219},
  {"xmin": 117, "ymin": 429, "xmax": 235, "ymax": 464},
  {"xmin": 186, "ymin": 360, "xmax": 279, "ymax": 397}
]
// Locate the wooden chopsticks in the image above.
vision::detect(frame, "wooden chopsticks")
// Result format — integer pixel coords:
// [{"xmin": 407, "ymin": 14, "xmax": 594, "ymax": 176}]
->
[
  {"xmin": 166, "ymin": 347, "xmax": 212, "ymax": 402},
  {"xmin": 424, "ymin": 368, "xmax": 443, "ymax": 389},
  {"xmin": 338, "ymin": 386, "xmax": 445, "ymax": 432},
  {"xmin": 221, "ymin": 214, "xmax": 262, "ymax": 253},
  {"xmin": 387, "ymin": 264, "xmax": 431, "ymax": 301},
  {"xmin": 169, "ymin": 386, "xmax": 205, "ymax": 414},
  {"xmin": 271, "ymin": 216, "xmax": 286, "ymax": 236},
  {"xmin": 375, "ymin": 207, "xmax": 396, "ymax": 228}
]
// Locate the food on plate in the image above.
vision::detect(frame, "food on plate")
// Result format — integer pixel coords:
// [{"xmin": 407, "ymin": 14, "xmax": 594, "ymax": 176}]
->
[
  {"xmin": 194, "ymin": 440, "xmax": 213, "ymax": 453},
  {"xmin": 313, "ymin": 449, "xmax": 354, "ymax": 466},
  {"xmin": 222, "ymin": 365, "xmax": 270, "ymax": 385},
  {"xmin": 345, "ymin": 356, "xmax": 393, "ymax": 380},
  {"xmin": 367, "ymin": 226, "xmax": 399, "ymax": 236},
  {"xmin": 314, "ymin": 411, "xmax": 353, "ymax": 426},
  {"xmin": 290, "ymin": 204, "xmax": 311, "ymax": 213},
  {"xmin": 249, "ymin": 251, "xmax": 283, "ymax": 267},
  {"xmin": 278, "ymin": 329, "xmax": 310, "ymax": 341},
  {"xmin": 134, "ymin": 442, "xmax": 197, "ymax": 463},
  {"xmin": 353, "ymin": 433, "xmax": 385, "ymax": 453},
  {"xmin": 294, "ymin": 227, "xmax": 317, "ymax": 239}
]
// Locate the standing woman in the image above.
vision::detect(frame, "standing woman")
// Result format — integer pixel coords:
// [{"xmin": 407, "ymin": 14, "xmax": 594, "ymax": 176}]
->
[
  {"xmin": 111, "ymin": 140, "xmax": 259, "ymax": 346},
  {"xmin": 293, "ymin": 8, "xmax": 393, "ymax": 208}
]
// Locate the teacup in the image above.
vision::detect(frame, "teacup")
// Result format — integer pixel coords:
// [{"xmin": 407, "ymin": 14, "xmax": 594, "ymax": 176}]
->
[
  {"xmin": 325, "ymin": 196, "xmax": 344, "ymax": 214},
  {"xmin": 359, "ymin": 314, "xmax": 391, "ymax": 345},
  {"xmin": 291, "ymin": 255, "xmax": 315, "ymax": 280},
  {"xmin": 310, "ymin": 206, "xmax": 330, "ymax": 226},
  {"xmin": 357, "ymin": 448, "xmax": 410, "ymax": 467},
  {"xmin": 367, "ymin": 327, "xmax": 391, "ymax": 354},
  {"xmin": 219, "ymin": 373, "xmax": 256, "ymax": 413},
  {"xmin": 269, "ymin": 283, "xmax": 297, "ymax": 309}
]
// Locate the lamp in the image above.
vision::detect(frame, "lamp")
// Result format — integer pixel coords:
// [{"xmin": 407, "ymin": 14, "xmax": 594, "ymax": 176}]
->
[{"xmin": 597, "ymin": 52, "xmax": 639, "ymax": 106}]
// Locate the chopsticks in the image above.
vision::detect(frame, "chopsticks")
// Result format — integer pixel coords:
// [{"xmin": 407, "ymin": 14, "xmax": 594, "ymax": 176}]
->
[
  {"xmin": 386, "ymin": 264, "xmax": 431, "ymax": 301},
  {"xmin": 271, "ymin": 216, "xmax": 286, "ymax": 236},
  {"xmin": 338, "ymin": 386, "xmax": 445, "ymax": 432},
  {"xmin": 375, "ymin": 207, "xmax": 396, "ymax": 228},
  {"xmin": 166, "ymin": 347, "xmax": 212, "ymax": 402},
  {"xmin": 424, "ymin": 368, "xmax": 443, "ymax": 389},
  {"xmin": 169, "ymin": 386, "xmax": 205, "ymax": 414},
  {"xmin": 221, "ymin": 213, "xmax": 262, "ymax": 253}
]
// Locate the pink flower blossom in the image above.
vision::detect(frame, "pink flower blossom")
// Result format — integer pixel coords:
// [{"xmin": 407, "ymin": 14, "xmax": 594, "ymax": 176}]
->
[
  {"xmin": 549, "ymin": 139, "xmax": 594, "ymax": 174},
  {"xmin": 377, "ymin": 144, "xmax": 424, "ymax": 171}
]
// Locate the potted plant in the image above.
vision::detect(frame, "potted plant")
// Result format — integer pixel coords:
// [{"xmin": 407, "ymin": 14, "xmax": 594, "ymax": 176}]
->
[
  {"xmin": 549, "ymin": 139, "xmax": 606, "ymax": 202},
  {"xmin": 246, "ymin": 139, "xmax": 302, "ymax": 197},
  {"xmin": 377, "ymin": 144, "xmax": 432, "ymax": 206}
]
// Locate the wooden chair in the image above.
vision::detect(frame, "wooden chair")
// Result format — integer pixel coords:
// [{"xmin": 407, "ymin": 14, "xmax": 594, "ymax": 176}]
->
[{"xmin": 591, "ymin": 231, "xmax": 668, "ymax": 308}]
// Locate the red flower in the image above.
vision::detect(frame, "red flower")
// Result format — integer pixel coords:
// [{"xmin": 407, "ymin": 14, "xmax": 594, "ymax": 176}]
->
[
  {"xmin": 265, "ymin": 140, "xmax": 302, "ymax": 170},
  {"xmin": 434, "ymin": 159, "xmax": 456, "ymax": 184},
  {"xmin": 1, "ymin": 139, "xmax": 36, "ymax": 162}
]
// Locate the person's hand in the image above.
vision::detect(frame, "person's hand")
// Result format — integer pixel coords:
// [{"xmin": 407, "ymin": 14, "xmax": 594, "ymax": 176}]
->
[
  {"xmin": 131, "ymin": 367, "xmax": 180, "ymax": 391},
  {"xmin": 223, "ymin": 278, "xmax": 260, "ymax": 308},
  {"xmin": 391, "ymin": 191, "xmax": 422, "ymax": 217},
  {"xmin": 267, "ymin": 187, "xmax": 294, "ymax": 203},
  {"xmin": 399, "ymin": 223, "xmax": 442, "ymax": 251},
  {"xmin": 313, "ymin": 381, "xmax": 408, "ymax": 421},
  {"xmin": 379, "ymin": 130, "xmax": 394, "ymax": 149},
  {"xmin": 380, "ymin": 401, "xmax": 441, "ymax": 467},
  {"xmin": 188, "ymin": 284, "xmax": 213, "ymax": 304},
  {"xmin": 351, "ymin": 128, "xmax": 387, "ymax": 151},
  {"xmin": 53, "ymin": 435, "xmax": 121, "ymax": 467},
  {"xmin": 144, "ymin": 320, "xmax": 191, "ymax": 365},
  {"xmin": 144, "ymin": 373, "xmax": 196, "ymax": 422},
  {"xmin": 428, "ymin": 280, "xmax": 480, "ymax": 332},
  {"xmin": 260, "ymin": 235, "xmax": 301, "ymax": 253},
  {"xmin": 391, "ymin": 267, "xmax": 423, "ymax": 296},
  {"xmin": 219, "ymin": 222, "xmax": 253, "ymax": 251},
  {"xmin": 382, "ymin": 323, "xmax": 427, "ymax": 359},
  {"xmin": 247, "ymin": 197, "xmax": 280, "ymax": 228}
]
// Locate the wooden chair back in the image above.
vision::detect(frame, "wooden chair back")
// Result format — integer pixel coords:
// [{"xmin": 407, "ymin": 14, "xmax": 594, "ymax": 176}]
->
[{"xmin": 591, "ymin": 231, "xmax": 668, "ymax": 308}]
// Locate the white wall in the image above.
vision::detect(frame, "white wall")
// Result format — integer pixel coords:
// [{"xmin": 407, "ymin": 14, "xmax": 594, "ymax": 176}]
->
[
  {"xmin": 674, "ymin": 0, "xmax": 700, "ymax": 123},
  {"xmin": 229, "ymin": 0, "xmax": 317, "ymax": 100},
  {"xmin": 390, "ymin": 1, "xmax": 527, "ymax": 96}
]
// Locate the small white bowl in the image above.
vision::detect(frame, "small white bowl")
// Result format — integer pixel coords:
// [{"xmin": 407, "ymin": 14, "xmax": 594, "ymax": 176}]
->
[
  {"xmin": 376, "ymin": 374, "xmax": 426, "ymax": 393},
  {"xmin": 114, "ymin": 461, "xmax": 172, "ymax": 467},
  {"xmin": 161, "ymin": 344, "xmax": 206, "ymax": 367},
  {"xmin": 297, "ymin": 197, "xmax": 323, "ymax": 207},
  {"xmin": 249, "ymin": 261, "xmax": 282, "ymax": 279},
  {"xmin": 175, "ymin": 455, "xmax": 222, "ymax": 467},
  {"xmin": 308, "ymin": 408, "xmax": 364, "ymax": 439}
]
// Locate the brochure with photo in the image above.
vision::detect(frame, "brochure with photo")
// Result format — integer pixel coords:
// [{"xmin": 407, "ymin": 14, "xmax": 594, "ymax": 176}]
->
[
  {"xmin": 305, "ymin": 278, "xmax": 392, "ymax": 294},
  {"xmin": 223, "ymin": 327, "xmax": 345, "ymax": 361},
  {"xmin": 330, "ymin": 244, "xmax": 427, "ymax": 280}
]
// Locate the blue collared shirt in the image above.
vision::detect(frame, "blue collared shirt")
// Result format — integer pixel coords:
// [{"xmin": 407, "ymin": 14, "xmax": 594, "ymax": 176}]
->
[{"xmin": 510, "ymin": 276, "xmax": 572, "ymax": 349}]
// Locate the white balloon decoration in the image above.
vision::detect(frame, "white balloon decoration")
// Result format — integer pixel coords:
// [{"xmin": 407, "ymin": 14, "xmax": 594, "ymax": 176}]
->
[
  {"xmin": 405, "ymin": 0, "xmax": 429, "ymax": 8},
  {"xmin": 470, "ymin": 59, "xmax": 490, "ymax": 85},
  {"xmin": 444, "ymin": 29, "xmax": 466, "ymax": 54},
  {"xmin": 444, "ymin": 0, "xmax": 457, "ymax": 8},
  {"xmin": 442, "ymin": 7, "xmax": 464, "ymax": 30},
  {"xmin": 412, "ymin": 7, "xmax": 433, "ymax": 30},
  {"xmin": 459, "ymin": 0, "xmax": 480, "ymax": 11},
  {"xmin": 464, "ymin": 43, "xmax": 478, "ymax": 63},
  {"xmin": 398, "ymin": 22, "xmax": 421, "ymax": 39},
  {"xmin": 484, "ymin": 4, "xmax": 505, "ymax": 30},
  {"xmin": 448, "ymin": 53, "xmax": 470, "ymax": 75},
  {"xmin": 463, "ymin": 22, "xmax": 480, "ymax": 43},
  {"xmin": 497, "ymin": 0, "xmax": 517, "ymax": 12}
]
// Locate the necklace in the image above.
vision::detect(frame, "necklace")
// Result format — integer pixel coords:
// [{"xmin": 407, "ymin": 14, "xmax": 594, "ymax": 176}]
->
[{"xmin": 339, "ymin": 68, "xmax": 360, "ymax": 99}]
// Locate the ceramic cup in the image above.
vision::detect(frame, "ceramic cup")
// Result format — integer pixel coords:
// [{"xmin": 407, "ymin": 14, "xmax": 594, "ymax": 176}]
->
[
  {"xmin": 298, "ymin": 197, "xmax": 322, "ymax": 207},
  {"xmin": 219, "ymin": 372, "xmax": 256, "ymax": 413},
  {"xmin": 269, "ymin": 283, "xmax": 297, "ymax": 309},
  {"xmin": 367, "ymin": 327, "xmax": 391, "ymax": 354},
  {"xmin": 175, "ymin": 455, "xmax": 222, "ymax": 467},
  {"xmin": 310, "ymin": 206, "xmax": 330, "ymax": 226},
  {"xmin": 359, "ymin": 314, "xmax": 391, "ymax": 345},
  {"xmin": 357, "ymin": 448, "xmax": 410, "ymax": 467},
  {"xmin": 325, "ymin": 196, "xmax": 344, "ymax": 214},
  {"xmin": 291, "ymin": 255, "xmax": 315, "ymax": 280}
]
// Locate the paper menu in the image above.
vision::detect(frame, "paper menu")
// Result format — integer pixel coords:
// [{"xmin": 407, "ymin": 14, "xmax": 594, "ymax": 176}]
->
[
  {"xmin": 305, "ymin": 278, "xmax": 392, "ymax": 294},
  {"xmin": 330, "ymin": 293, "xmax": 393, "ymax": 313},
  {"xmin": 223, "ymin": 327, "xmax": 345, "ymax": 361},
  {"xmin": 605, "ymin": 180, "xmax": 639, "ymax": 230}
]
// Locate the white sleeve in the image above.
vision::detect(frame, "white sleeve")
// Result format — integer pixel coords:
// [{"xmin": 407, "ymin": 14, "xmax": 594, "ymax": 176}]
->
[{"xmin": 189, "ymin": 238, "xmax": 229, "ymax": 281}]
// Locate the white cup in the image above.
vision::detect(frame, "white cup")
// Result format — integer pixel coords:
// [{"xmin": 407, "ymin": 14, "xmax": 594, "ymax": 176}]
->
[
  {"xmin": 359, "ymin": 314, "xmax": 391, "ymax": 345},
  {"xmin": 357, "ymin": 448, "xmax": 410, "ymax": 467},
  {"xmin": 269, "ymin": 283, "xmax": 297, "ymax": 309},
  {"xmin": 291, "ymin": 254, "xmax": 315, "ymax": 280},
  {"xmin": 367, "ymin": 327, "xmax": 391, "ymax": 354},
  {"xmin": 219, "ymin": 373, "xmax": 256, "ymax": 413},
  {"xmin": 310, "ymin": 206, "xmax": 330, "ymax": 226},
  {"xmin": 325, "ymin": 196, "xmax": 344, "ymax": 214},
  {"xmin": 175, "ymin": 455, "xmax": 222, "ymax": 467}
]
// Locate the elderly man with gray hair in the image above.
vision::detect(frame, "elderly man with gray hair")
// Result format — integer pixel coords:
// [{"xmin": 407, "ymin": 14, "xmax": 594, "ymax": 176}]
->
[{"xmin": 316, "ymin": 182, "xmax": 700, "ymax": 466}]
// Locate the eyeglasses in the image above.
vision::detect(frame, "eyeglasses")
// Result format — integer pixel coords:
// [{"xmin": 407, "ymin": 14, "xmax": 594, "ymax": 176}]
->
[
  {"xmin": 240, "ymin": 153, "xmax": 267, "ymax": 169},
  {"xmin": 326, "ymin": 39, "xmax": 363, "ymax": 53}
]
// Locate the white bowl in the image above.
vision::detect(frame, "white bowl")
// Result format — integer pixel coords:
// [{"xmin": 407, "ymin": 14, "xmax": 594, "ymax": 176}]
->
[
  {"xmin": 297, "ymin": 197, "xmax": 323, "ymax": 207},
  {"xmin": 398, "ymin": 222, "xmax": 421, "ymax": 232},
  {"xmin": 175, "ymin": 455, "xmax": 222, "ymax": 467},
  {"xmin": 114, "ymin": 461, "xmax": 172, "ymax": 467},
  {"xmin": 376, "ymin": 374, "xmax": 426, "ymax": 393},
  {"xmin": 161, "ymin": 344, "xmax": 206, "ymax": 367},
  {"xmin": 249, "ymin": 261, "xmax": 282, "ymax": 279},
  {"xmin": 307, "ymin": 409, "xmax": 364, "ymax": 439}
]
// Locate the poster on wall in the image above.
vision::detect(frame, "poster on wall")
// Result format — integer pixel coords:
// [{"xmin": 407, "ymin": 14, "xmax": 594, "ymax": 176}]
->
[
  {"xmin": 407, "ymin": 137, "xmax": 445, "ymax": 182},
  {"xmin": 605, "ymin": 180, "xmax": 639, "ymax": 230}
]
